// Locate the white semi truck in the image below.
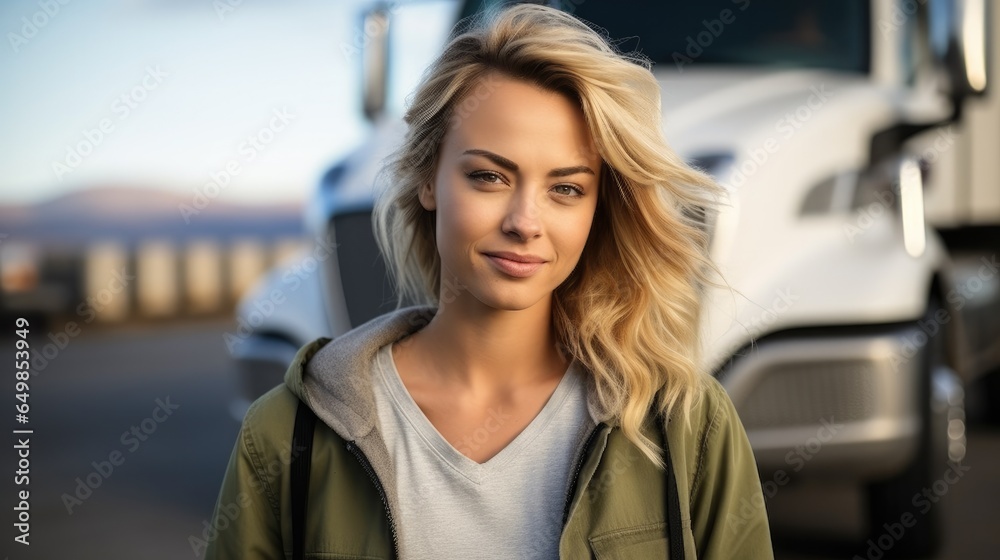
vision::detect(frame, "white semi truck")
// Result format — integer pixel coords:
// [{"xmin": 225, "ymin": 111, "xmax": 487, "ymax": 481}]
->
[{"xmin": 229, "ymin": 1, "xmax": 999, "ymax": 556}]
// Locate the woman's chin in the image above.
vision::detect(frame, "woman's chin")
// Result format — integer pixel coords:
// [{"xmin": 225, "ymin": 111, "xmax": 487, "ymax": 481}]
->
[{"xmin": 471, "ymin": 286, "xmax": 551, "ymax": 312}]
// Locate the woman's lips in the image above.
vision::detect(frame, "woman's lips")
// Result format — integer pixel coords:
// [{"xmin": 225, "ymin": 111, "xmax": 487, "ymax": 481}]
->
[{"xmin": 484, "ymin": 254, "xmax": 545, "ymax": 278}]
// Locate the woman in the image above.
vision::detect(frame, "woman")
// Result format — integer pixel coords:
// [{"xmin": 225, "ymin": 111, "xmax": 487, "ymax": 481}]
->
[{"xmin": 204, "ymin": 3, "xmax": 773, "ymax": 559}]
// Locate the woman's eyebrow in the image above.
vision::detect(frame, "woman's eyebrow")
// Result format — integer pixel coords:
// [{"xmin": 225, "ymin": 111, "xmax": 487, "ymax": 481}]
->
[{"xmin": 462, "ymin": 148, "xmax": 596, "ymax": 177}]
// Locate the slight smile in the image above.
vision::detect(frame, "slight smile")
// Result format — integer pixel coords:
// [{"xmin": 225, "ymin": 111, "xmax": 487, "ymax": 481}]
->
[{"xmin": 482, "ymin": 252, "xmax": 548, "ymax": 278}]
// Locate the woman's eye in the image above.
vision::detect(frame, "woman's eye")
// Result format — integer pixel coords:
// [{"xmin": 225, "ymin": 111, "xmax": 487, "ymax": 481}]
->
[
  {"xmin": 553, "ymin": 184, "xmax": 584, "ymax": 197},
  {"xmin": 468, "ymin": 171, "xmax": 504, "ymax": 184}
]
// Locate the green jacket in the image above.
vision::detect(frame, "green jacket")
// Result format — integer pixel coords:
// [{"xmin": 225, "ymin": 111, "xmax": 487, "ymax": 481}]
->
[{"xmin": 203, "ymin": 305, "xmax": 773, "ymax": 559}]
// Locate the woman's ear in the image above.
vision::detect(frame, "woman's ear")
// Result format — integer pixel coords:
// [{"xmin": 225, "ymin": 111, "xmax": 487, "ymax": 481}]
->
[{"xmin": 418, "ymin": 182, "xmax": 437, "ymax": 211}]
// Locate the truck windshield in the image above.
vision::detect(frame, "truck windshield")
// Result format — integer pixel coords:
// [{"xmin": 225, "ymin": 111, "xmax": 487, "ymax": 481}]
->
[{"xmin": 457, "ymin": 0, "xmax": 870, "ymax": 73}]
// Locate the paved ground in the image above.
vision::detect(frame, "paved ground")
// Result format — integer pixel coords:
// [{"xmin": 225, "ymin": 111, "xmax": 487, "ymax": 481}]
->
[
  {"xmin": 1, "ymin": 318, "xmax": 242, "ymax": 560},
  {"xmin": 0, "ymin": 318, "xmax": 997, "ymax": 559}
]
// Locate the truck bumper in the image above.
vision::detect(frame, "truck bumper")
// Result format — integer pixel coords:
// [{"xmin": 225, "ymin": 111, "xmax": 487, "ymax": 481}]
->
[{"xmin": 721, "ymin": 325, "xmax": 933, "ymax": 480}]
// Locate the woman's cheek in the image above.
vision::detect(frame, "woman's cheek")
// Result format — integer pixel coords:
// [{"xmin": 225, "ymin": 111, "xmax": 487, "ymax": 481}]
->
[
  {"xmin": 447, "ymin": 190, "xmax": 501, "ymax": 240},
  {"xmin": 434, "ymin": 186, "xmax": 489, "ymax": 262}
]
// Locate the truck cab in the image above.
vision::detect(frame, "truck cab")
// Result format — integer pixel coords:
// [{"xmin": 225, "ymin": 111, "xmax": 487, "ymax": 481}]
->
[{"xmin": 229, "ymin": 1, "xmax": 997, "ymax": 555}]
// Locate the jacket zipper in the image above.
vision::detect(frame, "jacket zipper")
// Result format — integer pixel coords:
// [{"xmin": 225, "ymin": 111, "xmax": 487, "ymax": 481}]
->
[
  {"xmin": 345, "ymin": 440, "xmax": 399, "ymax": 560},
  {"xmin": 561, "ymin": 421, "xmax": 606, "ymax": 529}
]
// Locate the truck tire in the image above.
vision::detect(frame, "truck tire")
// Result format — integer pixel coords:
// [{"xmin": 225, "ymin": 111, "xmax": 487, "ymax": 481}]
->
[{"xmin": 865, "ymin": 298, "xmax": 954, "ymax": 559}]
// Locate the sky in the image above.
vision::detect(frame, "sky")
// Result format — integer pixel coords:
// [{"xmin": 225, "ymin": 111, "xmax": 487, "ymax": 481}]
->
[{"xmin": 0, "ymin": 0, "xmax": 460, "ymax": 206}]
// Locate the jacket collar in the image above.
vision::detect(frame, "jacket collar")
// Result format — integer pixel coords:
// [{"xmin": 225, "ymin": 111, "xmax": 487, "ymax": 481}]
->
[{"xmin": 284, "ymin": 304, "xmax": 615, "ymax": 443}]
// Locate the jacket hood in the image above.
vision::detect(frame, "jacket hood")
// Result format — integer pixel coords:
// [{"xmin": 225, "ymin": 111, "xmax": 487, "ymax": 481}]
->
[{"xmin": 286, "ymin": 304, "xmax": 436, "ymax": 441}]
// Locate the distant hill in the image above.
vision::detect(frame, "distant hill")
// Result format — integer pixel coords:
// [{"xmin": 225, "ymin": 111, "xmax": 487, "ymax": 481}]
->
[{"xmin": 0, "ymin": 186, "xmax": 305, "ymax": 246}]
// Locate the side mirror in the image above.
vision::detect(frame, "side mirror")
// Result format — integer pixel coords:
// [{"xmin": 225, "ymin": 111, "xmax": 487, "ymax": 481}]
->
[
  {"xmin": 929, "ymin": 0, "xmax": 990, "ymax": 99},
  {"xmin": 361, "ymin": 4, "xmax": 391, "ymax": 122}
]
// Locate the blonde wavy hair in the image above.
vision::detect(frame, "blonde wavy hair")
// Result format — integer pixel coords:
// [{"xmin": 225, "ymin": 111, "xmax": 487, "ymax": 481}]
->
[{"xmin": 372, "ymin": 2, "xmax": 728, "ymax": 469}]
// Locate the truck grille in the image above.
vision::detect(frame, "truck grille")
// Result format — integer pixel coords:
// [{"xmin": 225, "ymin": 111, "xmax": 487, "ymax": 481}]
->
[
  {"xmin": 738, "ymin": 360, "xmax": 879, "ymax": 429},
  {"xmin": 330, "ymin": 211, "xmax": 399, "ymax": 327}
]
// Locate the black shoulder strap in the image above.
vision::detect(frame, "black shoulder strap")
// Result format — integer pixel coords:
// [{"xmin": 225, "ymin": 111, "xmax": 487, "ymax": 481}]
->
[
  {"xmin": 658, "ymin": 409, "xmax": 686, "ymax": 559},
  {"xmin": 291, "ymin": 399, "xmax": 317, "ymax": 560}
]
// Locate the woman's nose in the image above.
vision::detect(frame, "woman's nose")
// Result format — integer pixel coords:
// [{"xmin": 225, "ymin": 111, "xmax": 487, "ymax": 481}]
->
[{"xmin": 501, "ymin": 189, "xmax": 543, "ymax": 240}]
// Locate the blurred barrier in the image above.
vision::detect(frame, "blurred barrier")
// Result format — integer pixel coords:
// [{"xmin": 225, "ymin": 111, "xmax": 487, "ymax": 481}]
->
[
  {"xmin": 227, "ymin": 238, "xmax": 268, "ymax": 304},
  {"xmin": 0, "ymin": 236, "xmax": 307, "ymax": 322},
  {"xmin": 137, "ymin": 239, "xmax": 179, "ymax": 318},
  {"xmin": 84, "ymin": 241, "xmax": 130, "ymax": 322},
  {"xmin": 184, "ymin": 240, "xmax": 224, "ymax": 315}
]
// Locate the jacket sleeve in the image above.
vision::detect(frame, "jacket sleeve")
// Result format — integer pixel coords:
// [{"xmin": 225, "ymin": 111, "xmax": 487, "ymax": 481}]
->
[
  {"xmin": 689, "ymin": 377, "xmax": 774, "ymax": 559},
  {"xmin": 202, "ymin": 403, "xmax": 285, "ymax": 560}
]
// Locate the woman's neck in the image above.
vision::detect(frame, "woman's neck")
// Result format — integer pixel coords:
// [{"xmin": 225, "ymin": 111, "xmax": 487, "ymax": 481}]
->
[{"xmin": 398, "ymin": 294, "xmax": 569, "ymax": 395}]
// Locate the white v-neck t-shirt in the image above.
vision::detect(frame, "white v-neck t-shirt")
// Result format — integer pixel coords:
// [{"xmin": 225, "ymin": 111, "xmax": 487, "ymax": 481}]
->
[{"xmin": 372, "ymin": 341, "xmax": 593, "ymax": 560}]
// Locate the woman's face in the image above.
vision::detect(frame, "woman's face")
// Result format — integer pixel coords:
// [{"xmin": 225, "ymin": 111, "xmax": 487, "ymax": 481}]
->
[{"xmin": 420, "ymin": 72, "xmax": 602, "ymax": 311}]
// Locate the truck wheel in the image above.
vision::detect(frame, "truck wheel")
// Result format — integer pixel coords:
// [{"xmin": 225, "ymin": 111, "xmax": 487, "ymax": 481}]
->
[{"xmin": 865, "ymin": 298, "xmax": 962, "ymax": 559}]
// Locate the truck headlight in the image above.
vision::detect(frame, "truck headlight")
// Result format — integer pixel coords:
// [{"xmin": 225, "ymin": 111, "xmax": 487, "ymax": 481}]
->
[{"xmin": 687, "ymin": 152, "xmax": 735, "ymax": 182}]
